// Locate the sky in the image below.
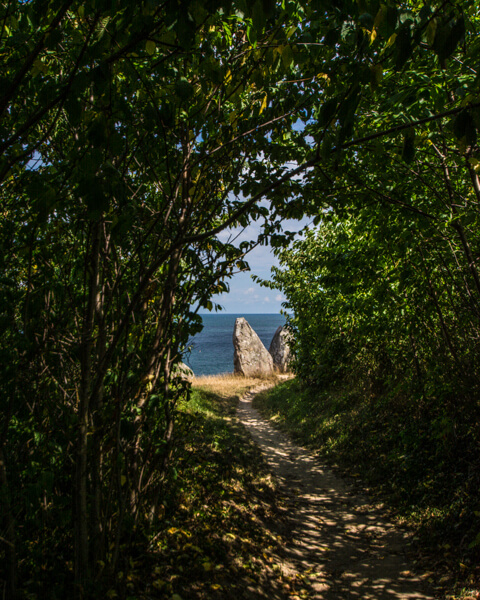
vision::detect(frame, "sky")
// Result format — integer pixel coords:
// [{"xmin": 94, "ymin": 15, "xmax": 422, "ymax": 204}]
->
[
  {"xmin": 200, "ymin": 215, "xmax": 311, "ymax": 314},
  {"xmin": 197, "ymin": 123, "xmax": 314, "ymax": 314}
]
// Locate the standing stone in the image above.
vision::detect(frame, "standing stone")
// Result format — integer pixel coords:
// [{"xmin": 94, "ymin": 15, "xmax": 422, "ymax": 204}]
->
[
  {"xmin": 269, "ymin": 326, "xmax": 292, "ymax": 373},
  {"xmin": 233, "ymin": 317, "xmax": 274, "ymax": 377},
  {"xmin": 172, "ymin": 362, "xmax": 194, "ymax": 381}
]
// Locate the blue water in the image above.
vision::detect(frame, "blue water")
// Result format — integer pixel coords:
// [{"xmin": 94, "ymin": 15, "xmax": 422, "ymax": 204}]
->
[{"xmin": 185, "ymin": 314, "xmax": 286, "ymax": 376}]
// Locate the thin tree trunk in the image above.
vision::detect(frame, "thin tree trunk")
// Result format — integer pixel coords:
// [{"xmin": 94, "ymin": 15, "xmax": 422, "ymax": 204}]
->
[
  {"xmin": 433, "ymin": 140, "xmax": 480, "ymax": 303},
  {"xmin": 418, "ymin": 247, "xmax": 459, "ymax": 365},
  {"xmin": 91, "ymin": 225, "xmax": 109, "ymax": 573},
  {"xmin": 75, "ymin": 220, "xmax": 102, "ymax": 597},
  {"xmin": 130, "ymin": 249, "xmax": 182, "ymax": 517},
  {"xmin": 0, "ymin": 445, "xmax": 16, "ymax": 599}
]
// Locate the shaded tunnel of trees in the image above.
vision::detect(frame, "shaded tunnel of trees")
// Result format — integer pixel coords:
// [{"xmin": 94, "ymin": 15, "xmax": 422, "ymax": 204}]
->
[{"xmin": 0, "ymin": 0, "xmax": 479, "ymax": 597}]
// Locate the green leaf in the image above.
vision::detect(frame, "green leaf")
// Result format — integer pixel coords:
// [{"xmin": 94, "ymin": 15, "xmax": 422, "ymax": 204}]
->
[
  {"xmin": 468, "ymin": 532, "xmax": 480, "ymax": 549},
  {"xmin": 175, "ymin": 12, "xmax": 196, "ymax": 49},
  {"xmin": 175, "ymin": 77, "xmax": 194, "ymax": 100},
  {"xmin": 394, "ymin": 24, "xmax": 413, "ymax": 71},
  {"xmin": 426, "ymin": 17, "xmax": 437, "ymax": 46},
  {"xmin": 318, "ymin": 98, "xmax": 338, "ymax": 128},
  {"xmin": 338, "ymin": 88, "xmax": 360, "ymax": 141},
  {"xmin": 433, "ymin": 16, "xmax": 465, "ymax": 63},
  {"xmin": 281, "ymin": 45, "xmax": 294, "ymax": 69},
  {"xmin": 402, "ymin": 128, "xmax": 415, "ymax": 163},
  {"xmin": 246, "ymin": 23, "xmax": 257, "ymax": 45},
  {"xmin": 145, "ymin": 40, "xmax": 156, "ymax": 55},
  {"xmin": 452, "ymin": 110, "xmax": 476, "ymax": 145},
  {"xmin": 370, "ymin": 64, "xmax": 383, "ymax": 89},
  {"xmin": 252, "ymin": 0, "xmax": 265, "ymax": 32}
]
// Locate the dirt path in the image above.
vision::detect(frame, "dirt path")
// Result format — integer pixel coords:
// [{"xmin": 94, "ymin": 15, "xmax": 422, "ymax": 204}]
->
[{"xmin": 237, "ymin": 386, "xmax": 435, "ymax": 600}]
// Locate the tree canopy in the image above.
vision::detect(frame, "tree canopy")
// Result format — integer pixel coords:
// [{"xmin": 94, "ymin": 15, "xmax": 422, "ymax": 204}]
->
[{"xmin": 1, "ymin": 0, "xmax": 480, "ymax": 597}]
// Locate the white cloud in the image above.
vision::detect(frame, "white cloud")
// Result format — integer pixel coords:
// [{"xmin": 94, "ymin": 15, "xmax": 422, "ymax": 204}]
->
[
  {"xmin": 264, "ymin": 296, "xmax": 270, "ymax": 303},
  {"xmin": 275, "ymin": 294, "xmax": 284, "ymax": 302},
  {"xmin": 244, "ymin": 287, "xmax": 255, "ymax": 295}
]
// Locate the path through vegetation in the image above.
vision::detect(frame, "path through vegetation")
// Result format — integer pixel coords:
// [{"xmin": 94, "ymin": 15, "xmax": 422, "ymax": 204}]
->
[{"xmin": 237, "ymin": 386, "xmax": 435, "ymax": 600}]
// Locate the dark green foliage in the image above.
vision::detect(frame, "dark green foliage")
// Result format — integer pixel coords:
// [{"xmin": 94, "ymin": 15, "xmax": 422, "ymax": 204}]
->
[
  {"xmin": 107, "ymin": 384, "xmax": 288, "ymax": 599},
  {"xmin": 2, "ymin": 0, "xmax": 480, "ymax": 596},
  {"xmin": 257, "ymin": 4, "xmax": 480, "ymax": 593},
  {"xmin": 0, "ymin": 0, "xmax": 307, "ymax": 594}
]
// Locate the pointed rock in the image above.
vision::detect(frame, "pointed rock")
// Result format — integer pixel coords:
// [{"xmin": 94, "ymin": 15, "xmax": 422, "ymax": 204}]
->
[
  {"xmin": 233, "ymin": 317, "xmax": 274, "ymax": 377},
  {"xmin": 269, "ymin": 326, "xmax": 292, "ymax": 373}
]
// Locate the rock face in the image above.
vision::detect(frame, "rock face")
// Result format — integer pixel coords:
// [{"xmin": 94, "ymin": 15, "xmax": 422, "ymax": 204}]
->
[
  {"xmin": 233, "ymin": 317, "xmax": 274, "ymax": 377},
  {"xmin": 172, "ymin": 362, "xmax": 194, "ymax": 381},
  {"xmin": 269, "ymin": 326, "xmax": 292, "ymax": 373}
]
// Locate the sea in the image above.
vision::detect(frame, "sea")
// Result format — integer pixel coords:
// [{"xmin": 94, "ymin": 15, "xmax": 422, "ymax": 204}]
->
[{"xmin": 185, "ymin": 313, "xmax": 287, "ymax": 376}]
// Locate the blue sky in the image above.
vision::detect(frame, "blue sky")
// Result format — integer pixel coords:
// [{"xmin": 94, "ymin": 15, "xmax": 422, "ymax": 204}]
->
[
  {"xmin": 197, "ymin": 120, "xmax": 314, "ymax": 314},
  {"xmin": 201, "ymin": 215, "xmax": 311, "ymax": 314},
  {"xmin": 199, "ymin": 144, "xmax": 314, "ymax": 314}
]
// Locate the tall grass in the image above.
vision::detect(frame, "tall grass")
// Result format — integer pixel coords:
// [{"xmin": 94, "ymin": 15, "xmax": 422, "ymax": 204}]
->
[{"xmin": 192, "ymin": 373, "xmax": 280, "ymax": 399}]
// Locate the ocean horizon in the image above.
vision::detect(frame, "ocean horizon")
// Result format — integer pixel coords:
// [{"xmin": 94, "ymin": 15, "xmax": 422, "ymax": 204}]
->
[{"xmin": 185, "ymin": 313, "xmax": 287, "ymax": 376}]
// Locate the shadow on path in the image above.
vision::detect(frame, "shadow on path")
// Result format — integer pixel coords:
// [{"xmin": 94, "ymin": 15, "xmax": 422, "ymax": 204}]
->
[{"xmin": 237, "ymin": 387, "xmax": 435, "ymax": 600}]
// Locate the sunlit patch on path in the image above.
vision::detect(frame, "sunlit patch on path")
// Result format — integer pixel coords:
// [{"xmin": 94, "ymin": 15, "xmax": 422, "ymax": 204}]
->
[{"xmin": 237, "ymin": 387, "xmax": 434, "ymax": 600}]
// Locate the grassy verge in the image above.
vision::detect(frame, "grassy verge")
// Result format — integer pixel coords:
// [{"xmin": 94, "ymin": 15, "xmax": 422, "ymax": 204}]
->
[
  {"xmin": 253, "ymin": 379, "xmax": 480, "ymax": 600},
  {"xmin": 126, "ymin": 374, "xmax": 295, "ymax": 600}
]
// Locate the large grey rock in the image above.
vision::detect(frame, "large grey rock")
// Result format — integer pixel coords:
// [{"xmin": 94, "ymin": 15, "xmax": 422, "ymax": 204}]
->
[
  {"xmin": 269, "ymin": 326, "xmax": 292, "ymax": 373},
  {"xmin": 172, "ymin": 362, "xmax": 194, "ymax": 381},
  {"xmin": 233, "ymin": 317, "xmax": 274, "ymax": 377}
]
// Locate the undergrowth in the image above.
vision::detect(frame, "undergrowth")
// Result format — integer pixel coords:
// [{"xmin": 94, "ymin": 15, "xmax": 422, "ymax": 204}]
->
[
  {"xmin": 253, "ymin": 379, "xmax": 480, "ymax": 600},
  {"xmin": 124, "ymin": 377, "xmax": 294, "ymax": 600}
]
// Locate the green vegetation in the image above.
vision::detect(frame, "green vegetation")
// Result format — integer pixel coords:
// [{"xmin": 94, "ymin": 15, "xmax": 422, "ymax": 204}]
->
[
  {"xmin": 147, "ymin": 380, "xmax": 283, "ymax": 599},
  {"xmin": 0, "ymin": 1, "xmax": 309, "ymax": 595},
  {"xmin": 253, "ymin": 2, "xmax": 480, "ymax": 595},
  {"xmin": 5, "ymin": 377, "xmax": 296, "ymax": 599},
  {"xmin": 2, "ymin": 0, "xmax": 480, "ymax": 597},
  {"xmin": 254, "ymin": 379, "xmax": 480, "ymax": 597},
  {"xmin": 99, "ymin": 379, "xmax": 292, "ymax": 600}
]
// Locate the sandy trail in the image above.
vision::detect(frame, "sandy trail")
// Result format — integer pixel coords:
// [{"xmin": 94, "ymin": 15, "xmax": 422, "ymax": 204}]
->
[{"xmin": 237, "ymin": 386, "xmax": 434, "ymax": 600}]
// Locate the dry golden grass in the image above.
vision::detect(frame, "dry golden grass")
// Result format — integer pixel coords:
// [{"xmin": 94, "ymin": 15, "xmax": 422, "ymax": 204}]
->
[{"xmin": 192, "ymin": 372, "xmax": 281, "ymax": 399}]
